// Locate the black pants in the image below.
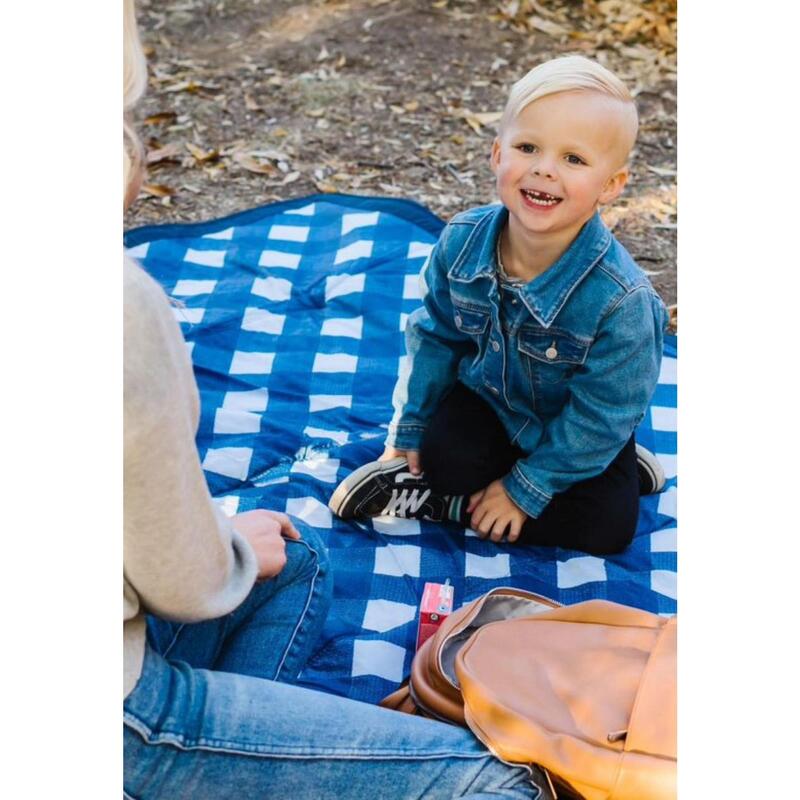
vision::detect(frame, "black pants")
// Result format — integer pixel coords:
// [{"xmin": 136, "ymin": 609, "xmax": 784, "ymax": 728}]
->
[{"xmin": 419, "ymin": 383, "xmax": 639, "ymax": 555}]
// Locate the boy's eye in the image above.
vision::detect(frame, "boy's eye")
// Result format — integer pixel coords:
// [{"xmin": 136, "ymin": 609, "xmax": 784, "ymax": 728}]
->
[
  {"xmin": 517, "ymin": 144, "xmax": 536, "ymax": 154},
  {"xmin": 565, "ymin": 154, "xmax": 586, "ymax": 165}
]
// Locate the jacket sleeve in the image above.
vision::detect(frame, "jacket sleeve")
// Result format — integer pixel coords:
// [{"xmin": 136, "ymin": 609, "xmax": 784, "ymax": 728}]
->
[
  {"xmin": 123, "ymin": 258, "xmax": 258, "ymax": 623},
  {"xmin": 502, "ymin": 286, "xmax": 668, "ymax": 518},
  {"xmin": 386, "ymin": 225, "xmax": 475, "ymax": 450}
]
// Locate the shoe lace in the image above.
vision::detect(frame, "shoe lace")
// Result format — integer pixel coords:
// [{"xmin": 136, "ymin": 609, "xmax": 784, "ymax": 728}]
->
[{"xmin": 381, "ymin": 487, "xmax": 431, "ymax": 517}]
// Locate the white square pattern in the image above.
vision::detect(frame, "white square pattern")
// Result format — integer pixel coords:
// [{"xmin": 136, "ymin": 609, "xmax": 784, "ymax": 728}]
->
[
  {"xmin": 465, "ymin": 552, "xmax": 511, "ymax": 579},
  {"xmin": 407, "ymin": 241, "xmax": 434, "ymax": 260},
  {"xmin": 651, "ymin": 406, "xmax": 677, "ymax": 432},
  {"xmin": 371, "ymin": 517, "xmax": 421, "ymax": 537},
  {"xmin": 657, "ymin": 488, "xmax": 677, "ymax": 518},
  {"xmin": 557, "ymin": 556, "xmax": 607, "ymax": 588},
  {"xmin": 213, "ymin": 408, "xmax": 262, "ymax": 435},
  {"xmin": 321, "ymin": 316, "xmax": 363, "ymax": 339},
  {"xmin": 202, "ymin": 447, "xmax": 253, "ymax": 481},
  {"xmin": 126, "ymin": 242, "xmax": 149, "ymax": 258},
  {"xmin": 258, "ymin": 250, "xmax": 301, "ymax": 269},
  {"xmin": 203, "ymin": 227, "xmax": 234, "ymax": 240},
  {"xmin": 374, "ymin": 544, "xmax": 421, "ymax": 577},
  {"xmin": 312, "ymin": 353, "xmax": 358, "ymax": 373},
  {"xmin": 342, "ymin": 211, "xmax": 379, "ymax": 236},
  {"xmin": 223, "ymin": 388, "xmax": 269, "ymax": 412},
  {"xmin": 309, "ymin": 394, "xmax": 352, "ymax": 412},
  {"xmin": 334, "ymin": 240, "xmax": 373, "ymax": 265},
  {"xmin": 241, "ymin": 307, "xmax": 286, "ymax": 335},
  {"xmin": 651, "ymin": 570, "xmax": 677, "ymax": 600},
  {"xmin": 171, "ymin": 307, "xmax": 205, "ymax": 325},
  {"xmin": 303, "ymin": 426, "xmax": 349, "ymax": 446},
  {"xmin": 286, "ymin": 203, "xmax": 315, "ymax": 216},
  {"xmin": 290, "ymin": 457, "xmax": 341, "ymax": 484},
  {"xmin": 213, "ymin": 495, "xmax": 240, "ymax": 516},
  {"xmin": 285, "ymin": 496, "xmax": 332, "ymax": 528},
  {"xmin": 252, "ymin": 276, "xmax": 293, "ymax": 302},
  {"xmin": 325, "ymin": 273, "xmax": 366, "ymax": 301},
  {"xmin": 658, "ymin": 356, "xmax": 677, "ymax": 384},
  {"xmin": 229, "ymin": 351, "xmax": 275, "ymax": 375},
  {"xmin": 351, "ymin": 639, "xmax": 406, "ymax": 682},
  {"xmin": 650, "ymin": 527, "xmax": 677, "ymax": 553},
  {"xmin": 361, "ymin": 599, "xmax": 417, "ymax": 634},
  {"xmin": 403, "ymin": 274, "xmax": 421, "ymax": 299},
  {"xmin": 173, "ymin": 279, "xmax": 217, "ymax": 297},
  {"xmin": 269, "ymin": 224, "xmax": 309, "ymax": 242},
  {"xmin": 184, "ymin": 248, "xmax": 226, "ymax": 267}
]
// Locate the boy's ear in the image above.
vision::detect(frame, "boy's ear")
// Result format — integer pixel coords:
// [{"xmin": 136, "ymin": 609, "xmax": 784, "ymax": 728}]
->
[
  {"xmin": 598, "ymin": 167, "xmax": 628, "ymax": 205},
  {"xmin": 490, "ymin": 137, "xmax": 501, "ymax": 174}
]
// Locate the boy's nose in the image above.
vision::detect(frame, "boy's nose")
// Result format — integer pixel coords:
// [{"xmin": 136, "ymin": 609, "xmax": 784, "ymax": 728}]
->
[{"xmin": 532, "ymin": 164, "xmax": 555, "ymax": 179}]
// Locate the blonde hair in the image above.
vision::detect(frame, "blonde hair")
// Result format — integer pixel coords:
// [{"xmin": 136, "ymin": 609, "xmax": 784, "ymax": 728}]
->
[
  {"xmin": 123, "ymin": 0, "xmax": 147, "ymax": 206},
  {"xmin": 499, "ymin": 55, "xmax": 638, "ymax": 158}
]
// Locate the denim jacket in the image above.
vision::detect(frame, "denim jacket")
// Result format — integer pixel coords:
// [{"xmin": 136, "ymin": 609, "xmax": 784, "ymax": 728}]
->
[{"xmin": 386, "ymin": 203, "xmax": 669, "ymax": 519}]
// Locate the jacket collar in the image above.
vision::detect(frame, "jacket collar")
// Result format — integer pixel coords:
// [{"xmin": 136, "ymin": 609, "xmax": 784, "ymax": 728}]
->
[{"xmin": 448, "ymin": 205, "xmax": 612, "ymax": 329}]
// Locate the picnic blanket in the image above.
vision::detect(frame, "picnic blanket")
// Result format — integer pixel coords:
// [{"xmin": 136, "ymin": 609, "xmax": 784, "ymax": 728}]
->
[{"xmin": 124, "ymin": 193, "xmax": 677, "ymax": 704}]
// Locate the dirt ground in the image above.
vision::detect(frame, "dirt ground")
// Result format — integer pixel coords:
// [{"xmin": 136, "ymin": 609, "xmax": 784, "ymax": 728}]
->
[{"xmin": 125, "ymin": 0, "xmax": 676, "ymax": 312}]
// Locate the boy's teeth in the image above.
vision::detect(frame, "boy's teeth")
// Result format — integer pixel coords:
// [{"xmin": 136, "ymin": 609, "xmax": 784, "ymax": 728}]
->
[{"xmin": 522, "ymin": 189, "xmax": 560, "ymax": 206}]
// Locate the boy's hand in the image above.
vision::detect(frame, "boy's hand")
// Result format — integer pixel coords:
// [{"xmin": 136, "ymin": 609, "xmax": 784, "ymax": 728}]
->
[
  {"xmin": 380, "ymin": 446, "xmax": 422, "ymax": 475},
  {"xmin": 467, "ymin": 480, "xmax": 527, "ymax": 543},
  {"xmin": 232, "ymin": 509, "xmax": 301, "ymax": 580}
]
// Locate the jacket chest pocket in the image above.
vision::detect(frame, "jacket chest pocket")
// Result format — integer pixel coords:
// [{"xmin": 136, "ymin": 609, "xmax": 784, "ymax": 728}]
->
[
  {"xmin": 518, "ymin": 327, "xmax": 591, "ymax": 385},
  {"xmin": 453, "ymin": 304, "xmax": 490, "ymax": 337}
]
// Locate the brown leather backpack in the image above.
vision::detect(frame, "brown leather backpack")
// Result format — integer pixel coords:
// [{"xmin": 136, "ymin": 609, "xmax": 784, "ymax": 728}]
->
[{"xmin": 381, "ymin": 587, "xmax": 677, "ymax": 800}]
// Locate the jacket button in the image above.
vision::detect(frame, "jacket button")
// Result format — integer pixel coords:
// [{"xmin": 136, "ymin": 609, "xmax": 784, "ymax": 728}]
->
[
  {"xmin": 491, "ymin": 340, "xmax": 500, "ymax": 352},
  {"xmin": 454, "ymin": 314, "xmax": 462, "ymax": 326},
  {"xmin": 545, "ymin": 346, "xmax": 558, "ymax": 360},
  {"xmin": 489, "ymin": 385, "xmax": 499, "ymax": 395}
]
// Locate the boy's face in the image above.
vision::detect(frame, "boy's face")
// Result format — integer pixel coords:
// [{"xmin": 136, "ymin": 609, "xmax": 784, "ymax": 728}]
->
[{"xmin": 491, "ymin": 90, "xmax": 633, "ymax": 245}]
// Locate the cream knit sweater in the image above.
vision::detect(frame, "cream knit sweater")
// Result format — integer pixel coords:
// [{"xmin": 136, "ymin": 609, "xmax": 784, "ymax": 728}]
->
[{"xmin": 123, "ymin": 257, "xmax": 257, "ymax": 698}]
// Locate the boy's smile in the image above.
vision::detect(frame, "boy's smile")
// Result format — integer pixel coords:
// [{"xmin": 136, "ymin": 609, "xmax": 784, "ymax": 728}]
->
[{"xmin": 491, "ymin": 90, "xmax": 635, "ymax": 271}]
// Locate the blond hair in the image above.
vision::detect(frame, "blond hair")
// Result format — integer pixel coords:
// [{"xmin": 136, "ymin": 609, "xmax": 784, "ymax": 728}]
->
[
  {"xmin": 123, "ymin": 0, "xmax": 147, "ymax": 206},
  {"xmin": 499, "ymin": 56, "xmax": 638, "ymax": 159}
]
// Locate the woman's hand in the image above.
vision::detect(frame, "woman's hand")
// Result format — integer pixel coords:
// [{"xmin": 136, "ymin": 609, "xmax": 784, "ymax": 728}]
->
[
  {"xmin": 380, "ymin": 446, "xmax": 422, "ymax": 475},
  {"xmin": 232, "ymin": 510, "xmax": 301, "ymax": 580},
  {"xmin": 467, "ymin": 480, "xmax": 528, "ymax": 543}
]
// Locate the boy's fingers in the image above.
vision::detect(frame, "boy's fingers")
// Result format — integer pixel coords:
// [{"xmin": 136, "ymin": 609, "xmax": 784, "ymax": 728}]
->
[
  {"xmin": 507, "ymin": 520, "xmax": 521, "ymax": 543},
  {"xmin": 489, "ymin": 519, "xmax": 506, "ymax": 542},
  {"xmin": 467, "ymin": 489, "xmax": 485, "ymax": 514},
  {"xmin": 406, "ymin": 451, "xmax": 421, "ymax": 474}
]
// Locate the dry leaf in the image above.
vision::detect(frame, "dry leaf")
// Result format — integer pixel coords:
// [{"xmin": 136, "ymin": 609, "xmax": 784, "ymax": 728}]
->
[
  {"xmin": 146, "ymin": 142, "xmax": 184, "ymax": 164},
  {"xmin": 282, "ymin": 171, "xmax": 301, "ymax": 185},
  {"xmin": 314, "ymin": 178, "xmax": 338, "ymax": 193},
  {"xmin": 646, "ymin": 164, "xmax": 677, "ymax": 177},
  {"xmin": 403, "ymin": 100, "xmax": 420, "ymax": 112},
  {"xmin": 306, "ymin": 108, "xmax": 326, "ymax": 118},
  {"xmin": 272, "ymin": 127, "xmax": 289, "ymax": 138},
  {"xmin": 185, "ymin": 143, "xmax": 220, "ymax": 163},
  {"xmin": 143, "ymin": 111, "xmax": 177, "ymax": 126},
  {"xmin": 244, "ymin": 93, "xmax": 261, "ymax": 111},
  {"xmin": 529, "ymin": 18, "xmax": 570, "ymax": 37},
  {"xmin": 390, "ymin": 105, "xmax": 406, "ymax": 115},
  {"xmin": 232, "ymin": 151, "xmax": 279, "ymax": 175},
  {"xmin": 142, "ymin": 184, "xmax": 175, "ymax": 198}
]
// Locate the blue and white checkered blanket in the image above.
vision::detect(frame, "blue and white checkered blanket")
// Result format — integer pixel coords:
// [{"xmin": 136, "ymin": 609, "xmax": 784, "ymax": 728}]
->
[{"xmin": 125, "ymin": 194, "xmax": 677, "ymax": 704}]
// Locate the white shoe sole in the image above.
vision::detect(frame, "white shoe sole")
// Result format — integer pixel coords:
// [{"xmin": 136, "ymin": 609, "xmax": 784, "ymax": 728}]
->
[
  {"xmin": 635, "ymin": 443, "xmax": 666, "ymax": 494},
  {"xmin": 328, "ymin": 457, "xmax": 409, "ymax": 518}
]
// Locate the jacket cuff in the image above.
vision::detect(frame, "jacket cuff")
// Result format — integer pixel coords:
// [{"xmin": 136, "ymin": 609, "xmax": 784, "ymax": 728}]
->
[
  {"xmin": 385, "ymin": 423, "xmax": 427, "ymax": 451},
  {"xmin": 502, "ymin": 464, "xmax": 552, "ymax": 519}
]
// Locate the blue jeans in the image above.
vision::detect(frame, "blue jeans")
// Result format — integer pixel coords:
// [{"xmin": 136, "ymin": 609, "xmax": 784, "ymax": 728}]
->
[{"xmin": 124, "ymin": 532, "xmax": 551, "ymax": 799}]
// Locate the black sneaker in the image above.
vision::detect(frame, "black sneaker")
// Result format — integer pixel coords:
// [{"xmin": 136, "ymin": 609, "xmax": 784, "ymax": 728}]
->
[
  {"xmin": 635, "ymin": 443, "xmax": 666, "ymax": 495},
  {"xmin": 328, "ymin": 458, "xmax": 447, "ymax": 521}
]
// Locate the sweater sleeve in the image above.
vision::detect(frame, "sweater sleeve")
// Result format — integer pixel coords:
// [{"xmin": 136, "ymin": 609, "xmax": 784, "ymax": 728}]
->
[{"xmin": 123, "ymin": 258, "xmax": 258, "ymax": 623}]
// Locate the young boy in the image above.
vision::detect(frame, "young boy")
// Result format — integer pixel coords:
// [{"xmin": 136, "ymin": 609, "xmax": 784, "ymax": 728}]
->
[{"xmin": 329, "ymin": 56, "xmax": 669, "ymax": 555}]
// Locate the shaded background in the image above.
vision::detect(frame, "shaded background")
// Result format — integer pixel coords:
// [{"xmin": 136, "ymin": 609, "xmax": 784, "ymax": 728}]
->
[{"xmin": 125, "ymin": 0, "xmax": 676, "ymax": 311}]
